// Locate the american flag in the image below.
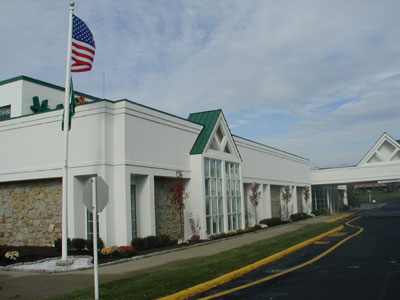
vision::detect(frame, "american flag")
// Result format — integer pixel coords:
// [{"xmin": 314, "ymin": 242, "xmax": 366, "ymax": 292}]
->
[{"xmin": 71, "ymin": 14, "xmax": 95, "ymax": 72}]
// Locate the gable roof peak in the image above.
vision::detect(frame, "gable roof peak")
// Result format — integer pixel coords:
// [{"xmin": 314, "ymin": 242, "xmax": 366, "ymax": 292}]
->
[{"xmin": 358, "ymin": 132, "xmax": 400, "ymax": 166}]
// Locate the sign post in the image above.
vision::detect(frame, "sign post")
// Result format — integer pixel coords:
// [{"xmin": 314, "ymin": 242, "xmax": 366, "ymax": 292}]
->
[
  {"xmin": 92, "ymin": 177, "xmax": 99, "ymax": 300},
  {"xmin": 83, "ymin": 176, "xmax": 108, "ymax": 300}
]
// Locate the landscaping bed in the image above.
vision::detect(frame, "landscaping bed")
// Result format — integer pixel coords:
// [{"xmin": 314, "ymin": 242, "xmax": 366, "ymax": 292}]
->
[
  {"xmin": 0, "ymin": 246, "xmax": 130, "ymax": 267},
  {"xmin": 0, "ymin": 240, "xmax": 207, "ymax": 267},
  {"xmin": 1, "ymin": 214, "xmax": 315, "ymax": 268}
]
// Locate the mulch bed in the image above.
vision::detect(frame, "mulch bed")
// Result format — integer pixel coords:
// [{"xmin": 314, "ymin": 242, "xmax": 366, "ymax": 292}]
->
[
  {"xmin": 0, "ymin": 241, "xmax": 205, "ymax": 267},
  {"xmin": 0, "ymin": 246, "xmax": 129, "ymax": 267}
]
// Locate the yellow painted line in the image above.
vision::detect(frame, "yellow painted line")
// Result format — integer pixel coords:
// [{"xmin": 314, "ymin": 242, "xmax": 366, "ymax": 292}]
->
[
  {"xmin": 325, "ymin": 212, "xmax": 355, "ymax": 223},
  {"xmin": 330, "ymin": 231, "xmax": 348, "ymax": 237},
  {"xmin": 157, "ymin": 225, "xmax": 344, "ymax": 300},
  {"xmin": 314, "ymin": 241, "xmax": 330, "ymax": 245},
  {"xmin": 198, "ymin": 216, "xmax": 364, "ymax": 300}
]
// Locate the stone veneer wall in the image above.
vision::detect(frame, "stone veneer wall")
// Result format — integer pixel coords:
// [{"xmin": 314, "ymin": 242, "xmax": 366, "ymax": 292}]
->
[
  {"xmin": 270, "ymin": 185, "xmax": 282, "ymax": 218},
  {"xmin": 296, "ymin": 187, "xmax": 304, "ymax": 213},
  {"xmin": 0, "ymin": 178, "xmax": 62, "ymax": 246},
  {"xmin": 154, "ymin": 177, "xmax": 181, "ymax": 240}
]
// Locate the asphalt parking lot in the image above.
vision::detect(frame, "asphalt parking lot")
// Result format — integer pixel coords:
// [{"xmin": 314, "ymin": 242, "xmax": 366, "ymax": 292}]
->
[{"xmin": 191, "ymin": 199, "xmax": 400, "ymax": 300}]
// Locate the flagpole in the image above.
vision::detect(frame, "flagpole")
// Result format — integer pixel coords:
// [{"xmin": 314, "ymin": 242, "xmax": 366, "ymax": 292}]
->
[{"xmin": 58, "ymin": 2, "xmax": 74, "ymax": 265}]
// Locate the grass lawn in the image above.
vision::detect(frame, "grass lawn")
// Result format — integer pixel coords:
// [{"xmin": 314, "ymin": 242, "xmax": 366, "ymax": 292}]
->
[
  {"xmin": 358, "ymin": 191, "xmax": 400, "ymax": 204},
  {"xmin": 47, "ymin": 222, "xmax": 339, "ymax": 300}
]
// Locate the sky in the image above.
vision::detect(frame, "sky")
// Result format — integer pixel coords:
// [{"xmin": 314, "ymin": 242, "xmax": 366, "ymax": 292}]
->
[{"xmin": 1, "ymin": 0, "xmax": 400, "ymax": 168}]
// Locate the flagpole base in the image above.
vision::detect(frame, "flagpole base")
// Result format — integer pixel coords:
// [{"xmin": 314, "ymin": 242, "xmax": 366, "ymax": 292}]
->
[{"xmin": 56, "ymin": 258, "xmax": 74, "ymax": 266}]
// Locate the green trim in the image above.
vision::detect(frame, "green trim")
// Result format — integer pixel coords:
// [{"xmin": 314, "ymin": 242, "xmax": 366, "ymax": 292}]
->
[
  {"xmin": 187, "ymin": 109, "xmax": 243, "ymax": 160},
  {"xmin": 0, "ymin": 75, "xmax": 206, "ymax": 128},
  {"xmin": 0, "ymin": 75, "xmax": 104, "ymax": 102},
  {"xmin": 188, "ymin": 110, "xmax": 222, "ymax": 155}
]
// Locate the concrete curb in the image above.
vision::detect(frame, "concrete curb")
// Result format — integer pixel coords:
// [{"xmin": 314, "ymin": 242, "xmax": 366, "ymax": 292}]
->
[
  {"xmin": 325, "ymin": 212, "xmax": 355, "ymax": 223},
  {"xmin": 157, "ymin": 224, "xmax": 344, "ymax": 300}
]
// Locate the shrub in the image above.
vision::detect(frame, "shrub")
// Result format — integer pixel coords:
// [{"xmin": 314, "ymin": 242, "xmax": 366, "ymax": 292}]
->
[
  {"xmin": 146, "ymin": 236, "xmax": 161, "ymax": 249},
  {"xmin": 190, "ymin": 235, "xmax": 200, "ymax": 242},
  {"xmin": 159, "ymin": 234, "xmax": 172, "ymax": 247},
  {"xmin": 244, "ymin": 226, "xmax": 255, "ymax": 233},
  {"xmin": 290, "ymin": 212, "xmax": 311, "ymax": 222},
  {"xmin": 100, "ymin": 247, "xmax": 115, "ymax": 255},
  {"xmin": 312, "ymin": 210, "xmax": 324, "ymax": 216},
  {"xmin": 118, "ymin": 246, "xmax": 135, "ymax": 258},
  {"xmin": 71, "ymin": 238, "xmax": 86, "ymax": 251},
  {"xmin": 259, "ymin": 217, "xmax": 283, "ymax": 227},
  {"xmin": 5, "ymin": 251, "xmax": 19, "ymax": 260},
  {"xmin": 54, "ymin": 238, "xmax": 71, "ymax": 251},
  {"xmin": 86, "ymin": 237, "xmax": 104, "ymax": 251},
  {"xmin": 253, "ymin": 224, "xmax": 262, "ymax": 230},
  {"xmin": 131, "ymin": 235, "xmax": 173, "ymax": 251},
  {"xmin": 131, "ymin": 237, "xmax": 149, "ymax": 251},
  {"xmin": 210, "ymin": 233, "xmax": 227, "ymax": 240},
  {"xmin": 235, "ymin": 228, "xmax": 245, "ymax": 235}
]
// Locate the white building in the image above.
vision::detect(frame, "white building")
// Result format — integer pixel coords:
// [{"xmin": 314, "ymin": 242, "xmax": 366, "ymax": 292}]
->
[
  {"xmin": 0, "ymin": 76, "xmax": 311, "ymax": 247},
  {"xmin": 311, "ymin": 133, "xmax": 400, "ymax": 212},
  {"xmin": 2, "ymin": 76, "xmax": 398, "ymax": 247}
]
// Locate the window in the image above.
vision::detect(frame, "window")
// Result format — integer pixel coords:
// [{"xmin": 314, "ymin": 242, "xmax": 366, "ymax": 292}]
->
[
  {"xmin": 204, "ymin": 158, "xmax": 224, "ymax": 235},
  {"xmin": 86, "ymin": 210, "xmax": 99, "ymax": 240},
  {"xmin": 313, "ymin": 185, "xmax": 328, "ymax": 211},
  {"xmin": 131, "ymin": 185, "xmax": 137, "ymax": 238},
  {"xmin": 226, "ymin": 162, "xmax": 242, "ymax": 231},
  {"xmin": 0, "ymin": 105, "xmax": 11, "ymax": 121}
]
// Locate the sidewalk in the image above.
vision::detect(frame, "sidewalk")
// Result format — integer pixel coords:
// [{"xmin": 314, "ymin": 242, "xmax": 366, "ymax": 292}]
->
[{"xmin": 0, "ymin": 214, "xmax": 346, "ymax": 300}]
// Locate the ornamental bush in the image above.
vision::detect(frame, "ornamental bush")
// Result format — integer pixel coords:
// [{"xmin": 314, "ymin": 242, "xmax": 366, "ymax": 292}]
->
[
  {"xmin": 85, "ymin": 237, "xmax": 104, "ymax": 251},
  {"xmin": 312, "ymin": 209, "xmax": 324, "ymax": 216},
  {"xmin": 100, "ymin": 247, "xmax": 115, "ymax": 255},
  {"xmin": 159, "ymin": 234, "xmax": 172, "ymax": 247},
  {"xmin": 118, "ymin": 246, "xmax": 135, "ymax": 258},
  {"xmin": 190, "ymin": 235, "xmax": 200, "ymax": 242},
  {"xmin": 131, "ymin": 237, "xmax": 149, "ymax": 251},
  {"xmin": 131, "ymin": 235, "xmax": 173, "ymax": 251},
  {"xmin": 289, "ymin": 212, "xmax": 311, "ymax": 222},
  {"xmin": 54, "ymin": 238, "xmax": 71, "ymax": 251},
  {"xmin": 146, "ymin": 236, "xmax": 161, "ymax": 249},
  {"xmin": 259, "ymin": 217, "xmax": 284, "ymax": 227},
  {"xmin": 5, "ymin": 250, "xmax": 19, "ymax": 260},
  {"xmin": 71, "ymin": 238, "xmax": 87, "ymax": 251}
]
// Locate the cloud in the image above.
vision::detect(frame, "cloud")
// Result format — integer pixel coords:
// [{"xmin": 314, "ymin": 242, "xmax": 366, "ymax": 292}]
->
[{"xmin": 1, "ymin": 0, "xmax": 400, "ymax": 167}]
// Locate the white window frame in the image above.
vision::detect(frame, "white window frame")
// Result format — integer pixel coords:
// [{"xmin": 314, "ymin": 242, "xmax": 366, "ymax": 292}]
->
[
  {"xmin": 204, "ymin": 158, "xmax": 224, "ymax": 235},
  {"xmin": 86, "ymin": 209, "xmax": 99, "ymax": 240},
  {"xmin": 225, "ymin": 161, "xmax": 242, "ymax": 231},
  {"xmin": 130, "ymin": 184, "xmax": 137, "ymax": 239}
]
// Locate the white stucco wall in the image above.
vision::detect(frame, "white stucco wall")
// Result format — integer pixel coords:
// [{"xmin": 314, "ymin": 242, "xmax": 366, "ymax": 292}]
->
[
  {"xmin": 234, "ymin": 136, "xmax": 310, "ymax": 223},
  {"xmin": 124, "ymin": 102, "xmax": 201, "ymax": 172},
  {"xmin": 0, "ymin": 80, "xmax": 23, "ymax": 118},
  {"xmin": 234, "ymin": 136, "xmax": 310, "ymax": 186},
  {"xmin": 0, "ymin": 83, "xmax": 203, "ymax": 246},
  {"xmin": 311, "ymin": 163, "xmax": 400, "ymax": 185}
]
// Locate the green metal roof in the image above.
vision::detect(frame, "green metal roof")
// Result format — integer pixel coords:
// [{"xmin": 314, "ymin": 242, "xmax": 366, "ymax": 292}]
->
[{"xmin": 188, "ymin": 110, "xmax": 222, "ymax": 154}]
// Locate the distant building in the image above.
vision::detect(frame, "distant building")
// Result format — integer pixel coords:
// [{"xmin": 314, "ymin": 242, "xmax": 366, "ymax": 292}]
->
[{"xmin": 311, "ymin": 133, "xmax": 400, "ymax": 211}]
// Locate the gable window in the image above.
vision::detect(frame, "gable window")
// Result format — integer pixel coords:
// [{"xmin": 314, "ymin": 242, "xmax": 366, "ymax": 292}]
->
[
  {"xmin": 226, "ymin": 162, "xmax": 241, "ymax": 231},
  {"xmin": 224, "ymin": 145, "xmax": 231, "ymax": 154},
  {"xmin": 204, "ymin": 158, "xmax": 224, "ymax": 235}
]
